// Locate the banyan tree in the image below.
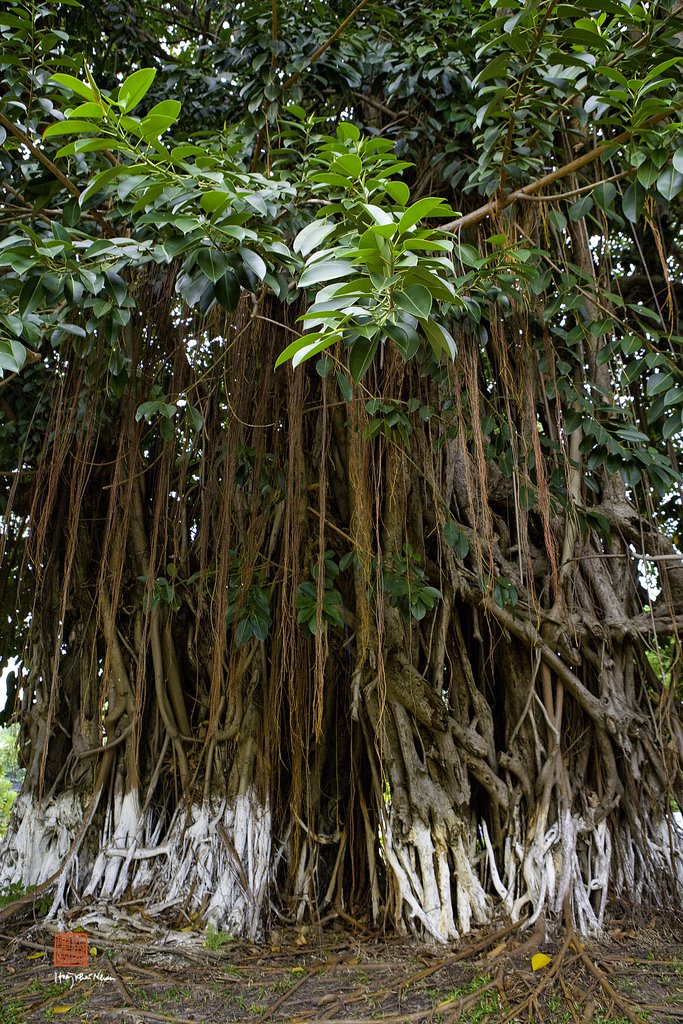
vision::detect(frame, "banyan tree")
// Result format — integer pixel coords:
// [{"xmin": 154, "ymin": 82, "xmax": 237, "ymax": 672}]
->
[{"xmin": 1, "ymin": 0, "xmax": 682, "ymax": 941}]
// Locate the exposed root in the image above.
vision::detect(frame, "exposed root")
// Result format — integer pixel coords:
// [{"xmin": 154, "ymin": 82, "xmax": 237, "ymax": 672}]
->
[
  {"xmin": 147, "ymin": 791, "xmax": 271, "ymax": 939},
  {"xmin": 0, "ymin": 791, "xmax": 86, "ymax": 890}
]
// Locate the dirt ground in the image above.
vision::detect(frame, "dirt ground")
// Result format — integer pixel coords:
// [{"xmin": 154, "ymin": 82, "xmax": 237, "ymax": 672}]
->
[{"xmin": 1, "ymin": 907, "xmax": 682, "ymax": 1024}]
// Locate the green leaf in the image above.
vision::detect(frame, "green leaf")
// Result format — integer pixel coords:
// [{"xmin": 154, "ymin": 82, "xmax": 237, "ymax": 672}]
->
[
  {"xmin": 68, "ymin": 102, "xmax": 103, "ymax": 119},
  {"xmin": 443, "ymin": 519, "xmax": 469, "ymax": 559},
  {"xmin": 118, "ymin": 68, "xmax": 156, "ymax": 113},
  {"xmin": 548, "ymin": 209, "xmax": 567, "ymax": 232},
  {"xmin": 616, "ymin": 426, "xmax": 650, "ymax": 443},
  {"xmin": 299, "ymin": 260, "xmax": 356, "ymax": 288},
  {"xmin": 337, "ymin": 121, "xmax": 360, "ymax": 142},
  {"xmin": 239, "ymin": 248, "xmax": 267, "ymax": 281},
  {"xmin": 394, "ymin": 284, "xmax": 432, "ymax": 319},
  {"xmin": 384, "ymin": 181, "xmax": 410, "ymax": 206},
  {"xmin": 568, "ymin": 195, "xmax": 593, "ymax": 221},
  {"xmin": 673, "ymin": 148, "xmax": 683, "ymax": 174},
  {"xmin": 293, "ymin": 220, "xmax": 337, "ymax": 257},
  {"xmin": 473, "ymin": 51, "xmax": 511, "ymax": 86},
  {"xmin": 334, "ymin": 153, "xmax": 362, "ymax": 178},
  {"xmin": 336, "ymin": 371, "xmax": 353, "ymax": 403},
  {"xmin": 593, "ymin": 182, "xmax": 616, "ymax": 211},
  {"xmin": 276, "ymin": 331, "xmax": 336, "ymax": 369},
  {"xmin": 663, "ymin": 412, "xmax": 682, "ymax": 440},
  {"xmin": 293, "ymin": 333, "xmax": 340, "ymax": 368},
  {"xmin": 636, "ymin": 162, "xmax": 661, "ymax": 189},
  {"xmin": 0, "ymin": 339, "xmax": 26, "ymax": 375},
  {"xmin": 147, "ymin": 99, "xmax": 181, "ymax": 120},
  {"xmin": 235, "ymin": 618, "xmax": 253, "ymax": 647},
  {"xmin": 136, "ymin": 400, "xmax": 164, "ymax": 421},
  {"xmin": 385, "ymin": 322, "xmax": 419, "ymax": 360},
  {"xmin": 51, "ymin": 73, "xmax": 95, "ymax": 101},
  {"xmin": 214, "ymin": 270, "xmax": 241, "ymax": 312},
  {"xmin": 139, "ymin": 114, "xmax": 178, "ymax": 139},
  {"xmin": 201, "ymin": 191, "xmax": 232, "ymax": 214},
  {"xmin": 363, "ymin": 204, "xmax": 395, "ymax": 227},
  {"xmin": 647, "ymin": 371, "xmax": 675, "ymax": 396},
  {"xmin": 656, "ymin": 167, "xmax": 683, "ymax": 201},
  {"xmin": 349, "ymin": 336, "xmax": 379, "ymax": 381},
  {"xmin": 18, "ymin": 276, "xmax": 43, "ymax": 318},
  {"xmin": 422, "ymin": 319, "xmax": 456, "ymax": 360},
  {"xmin": 184, "ymin": 404, "xmax": 202, "ymax": 432},
  {"xmin": 399, "ymin": 198, "xmax": 449, "ymax": 234},
  {"xmin": 622, "ymin": 181, "xmax": 645, "ymax": 223},
  {"xmin": 197, "ymin": 247, "xmax": 228, "ymax": 282},
  {"xmin": 78, "ymin": 163, "xmax": 136, "ymax": 206},
  {"xmin": 56, "ymin": 138, "xmax": 121, "ymax": 158},
  {"xmin": 43, "ymin": 119, "xmax": 102, "ymax": 139},
  {"xmin": 643, "ymin": 57, "xmax": 682, "ymax": 84}
]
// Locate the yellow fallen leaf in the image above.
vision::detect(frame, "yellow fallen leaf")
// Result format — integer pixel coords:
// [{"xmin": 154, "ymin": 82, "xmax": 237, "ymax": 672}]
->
[
  {"xmin": 291, "ymin": 966, "xmax": 305, "ymax": 975},
  {"xmin": 27, "ymin": 951, "xmax": 45, "ymax": 959},
  {"xmin": 89, "ymin": 946, "xmax": 97, "ymax": 956},
  {"xmin": 531, "ymin": 953, "xmax": 551, "ymax": 972},
  {"xmin": 52, "ymin": 1006, "xmax": 74, "ymax": 1014}
]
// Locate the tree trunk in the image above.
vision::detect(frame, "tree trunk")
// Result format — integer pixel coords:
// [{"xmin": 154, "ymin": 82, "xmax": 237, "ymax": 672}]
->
[{"xmin": 2, "ymin": 290, "xmax": 681, "ymax": 940}]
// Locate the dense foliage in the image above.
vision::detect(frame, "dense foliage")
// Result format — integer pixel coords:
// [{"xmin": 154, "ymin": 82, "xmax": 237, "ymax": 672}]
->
[{"xmin": 0, "ymin": 0, "xmax": 682, "ymax": 939}]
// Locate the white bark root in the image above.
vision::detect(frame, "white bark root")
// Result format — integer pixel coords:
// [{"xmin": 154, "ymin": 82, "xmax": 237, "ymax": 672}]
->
[
  {"xmin": 149, "ymin": 790, "xmax": 271, "ymax": 940},
  {"xmin": 0, "ymin": 791, "xmax": 87, "ymax": 890},
  {"xmin": 2, "ymin": 789, "xmax": 682, "ymax": 942}
]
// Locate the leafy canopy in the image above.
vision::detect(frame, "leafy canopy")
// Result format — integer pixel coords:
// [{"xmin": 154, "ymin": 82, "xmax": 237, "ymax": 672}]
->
[{"xmin": 1, "ymin": 0, "xmax": 683, "ymax": 528}]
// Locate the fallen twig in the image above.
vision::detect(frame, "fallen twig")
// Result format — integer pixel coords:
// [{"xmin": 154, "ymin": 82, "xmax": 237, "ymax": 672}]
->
[
  {"xmin": 397, "ymin": 919, "xmax": 522, "ymax": 993},
  {"xmin": 571, "ymin": 939, "xmax": 646, "ymax": 1024}
]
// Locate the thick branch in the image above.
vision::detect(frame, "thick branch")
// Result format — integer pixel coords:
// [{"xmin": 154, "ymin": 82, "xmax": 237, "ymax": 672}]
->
[
  {"xmin": 441, "ymin": 110, "xmax": 675, "ymax": 232},
  {"xmin": 0, "ymin": 113, "xmax": 111, "ymax": 236}
]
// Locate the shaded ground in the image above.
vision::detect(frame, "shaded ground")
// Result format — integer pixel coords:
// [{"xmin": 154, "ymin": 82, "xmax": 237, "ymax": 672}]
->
[{"xmin": 1, "ymin": 909, "xmax": 682, "ymax": 1024}]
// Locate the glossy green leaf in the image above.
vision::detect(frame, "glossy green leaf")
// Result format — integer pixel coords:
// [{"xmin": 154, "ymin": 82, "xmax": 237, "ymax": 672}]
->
[
  {"xmin": 293, "ymin": 219, "xmax": 337, "ymax": 257},
  {"xmin": 43, "ymin": 119, "xmax": 101, "ymax": 139},
  {"xmin": 201, "ymin": 191, "xmax": 232, "ymax": 214},
  {"xmin": 139, "ymin": 114, "xmax": 178, "ymax": 139},
  {"xmin": 197, "ymin": 247, "xmax": 229, "ymax": 282},
  {"xmin": 394, "ymin": 284, "xmax": 432, "ymax": 319},
  {"xmin": 67, "ymin": 102, "xmax": 103, "ymax": 119},
  {"xmin": 51, "ymin": 73, "xmax": 95, "ymax": 101},
  {"xmin": 384, "ymin": 181, "xmax": 410, "ymax": 206},
  {"xmin": 473, "ymin": 51, "xmax": 511, "ymax": 86},
  {"xmin": 656, "ymin": 167, "xmax": 683, "ymax": 201},
  {"xmin": 349, "ymin": 335, "xmax": 379, "ymax": 381},
  {"xmin": 147, "ymin": 99, "xmax": 181, "ymax": 119},
  {"xmin": 239, "ymin": 248, "xmax": 267, "ymax": 281},
  {"xmin": 299, "ymin": 260, "xmax": 356, "ymax": 288},
  {"xmin": 18, "ymin": 276, "xmax": 43, "ymax": 317},
  {"xmin": 214, "ymin": 270, "xmax": 241, "ymax": 312},
  {"xmin": 422, "ymin": 318, "xmax": 456, "ymax": 359},
  {"xmin": 118, "ymin": 68, "xmax": 156, "ymax": 113},
  {"xmin": 334, "ymin": 153, "xmax": 363, "ymax": 178},
  {"xmin": 0, "ymin": 339, "xmax": 26, "ymax": 375},
  {"xmin": 622, "ymin": 181, "xmax": 645, "ymax": 223},
  {"xmin": 399, "ymin": 198, "xmax": 450, "ymax": 234}
]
